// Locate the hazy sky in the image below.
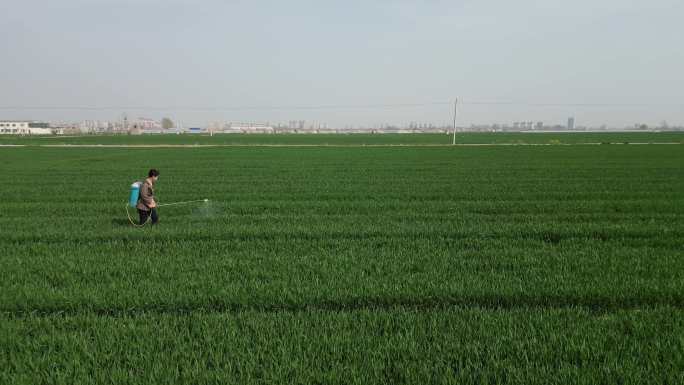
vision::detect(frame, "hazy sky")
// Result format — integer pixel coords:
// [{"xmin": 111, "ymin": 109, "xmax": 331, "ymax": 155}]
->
[{"xmin": 1, "ymin": 0, "xmax": 682, "ymax": 127}]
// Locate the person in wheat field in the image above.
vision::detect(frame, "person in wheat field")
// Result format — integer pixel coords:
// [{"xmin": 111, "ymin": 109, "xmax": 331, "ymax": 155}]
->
[{"xmin": 137, "ymin": 169, "xmax": 160, "ymax": 225}]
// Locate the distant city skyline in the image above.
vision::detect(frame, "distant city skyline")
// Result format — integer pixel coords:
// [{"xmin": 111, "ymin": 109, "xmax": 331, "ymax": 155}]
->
[
  {"xmin": 17, "ymin": 114, "xmax": 681, "ymax": 135},
  {"xmin": 2, "ymin": 100, "xmax": 681, "ymax": 130},
  {"xmin": 1, "ymin": 0, "xmax": 682, "ymax": 127}
]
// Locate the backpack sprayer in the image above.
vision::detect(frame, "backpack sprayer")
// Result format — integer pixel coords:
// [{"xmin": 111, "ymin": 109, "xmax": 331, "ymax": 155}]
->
[{"xmin": 125, "ymin": 181, "xmax": 209, "ymax": 227}]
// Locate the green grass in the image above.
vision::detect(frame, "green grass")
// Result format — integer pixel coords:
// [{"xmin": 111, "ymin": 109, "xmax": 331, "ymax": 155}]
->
[
  {"xmin": 0, "ymin": 131, "xmax": 682, "ymax": 145},
  {"xmin": 0, "ymin": 142, "xmax": 682, "ymax": 383},
  {"xmin": 3, "ymin": 309, "xmax": 683, "ymax": 385}
]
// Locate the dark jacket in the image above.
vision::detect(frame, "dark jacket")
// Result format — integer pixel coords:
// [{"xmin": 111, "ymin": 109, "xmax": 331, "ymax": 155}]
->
[{"xmin": 136, "ymin": 178, "xmax": 156, "ymax": 211}]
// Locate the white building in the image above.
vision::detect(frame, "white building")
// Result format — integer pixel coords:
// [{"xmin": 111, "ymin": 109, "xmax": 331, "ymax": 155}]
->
[
  {"xmin": 208, "ymin": 122, "xmax": 274, "ymax": 133},
  {"xmin": 79, "ymin": 120, "xmax": 112, "ymax": 133},
  {"xmin": 0, "ymin": 121, "xmax": 52, "ymax": 135},
  {"xmin": 132, "ymin": 118, "xmax": 162, "ymax": 130},
  {"xmin": 230, "ymin": 123, "xmax": 274, "ymax": 133}
]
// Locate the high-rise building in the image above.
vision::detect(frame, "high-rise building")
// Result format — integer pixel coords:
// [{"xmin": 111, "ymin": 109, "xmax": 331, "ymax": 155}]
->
[{"xmin": 567, "ymin": 117, "xmax": 575, "ymax": 130}]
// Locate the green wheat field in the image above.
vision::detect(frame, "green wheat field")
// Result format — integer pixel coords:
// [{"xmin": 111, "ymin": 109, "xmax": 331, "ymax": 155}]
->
[{"xmin": 1, "ymin": 133, "xmax": 682, "ymax": 384}]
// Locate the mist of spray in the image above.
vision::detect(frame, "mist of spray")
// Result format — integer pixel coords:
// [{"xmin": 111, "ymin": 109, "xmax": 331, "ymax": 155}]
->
[{"xmin": 192, "ymin": 199, "xmax": 221, "ymax": 219}]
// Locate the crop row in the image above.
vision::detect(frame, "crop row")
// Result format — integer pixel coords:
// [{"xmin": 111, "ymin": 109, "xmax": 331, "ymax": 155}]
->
[
  {"xmin": 2, "ymin": 307, "xmax": 683, "ymax": 385},
  {"xmin": 0, "ymin": 132, "xmax": 682, "ymax": 146}
]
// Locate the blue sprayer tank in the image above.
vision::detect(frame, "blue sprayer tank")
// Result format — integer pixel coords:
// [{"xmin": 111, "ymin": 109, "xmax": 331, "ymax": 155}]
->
[{"xmin": 129, "ymin": 181, "xmax": 141, "ymax": 208}]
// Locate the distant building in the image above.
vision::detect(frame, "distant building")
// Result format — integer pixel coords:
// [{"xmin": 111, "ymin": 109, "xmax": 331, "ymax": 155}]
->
[
  {"xmin": 209, "ymin": 121, "xmax": 268, "ymax": 133},
  {"xmin": 567, "ymin": 117, "xmax": 575, "ymax": 130},
  {"xmin": 133, "ymin": 118, "xmax": 162, "ymax": 130},
  {"xmin": 129, "ymin": 118, "xmax": 162, "ymax": 134},
  {"xmin": 227, "ymin": 122, "xmax": 274, "ymax": 133},
  {"xmin": 0, "ymin": 121, "xmax": 52, "ymax": 135},
  {"xmin": 79, "ymin": 120, "xmax": 112, "ymax": 133}
]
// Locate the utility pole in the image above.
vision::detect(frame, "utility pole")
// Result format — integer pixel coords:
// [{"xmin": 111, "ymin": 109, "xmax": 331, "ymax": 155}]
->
[{"xmin": 452, "ymin": 98, "xmax": 458, "ymax": 145}]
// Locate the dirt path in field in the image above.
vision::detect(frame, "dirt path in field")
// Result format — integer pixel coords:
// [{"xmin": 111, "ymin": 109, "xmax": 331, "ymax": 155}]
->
[{"xmin": 0, "ymin": 142, "xmax": 680, "ymax": 148}]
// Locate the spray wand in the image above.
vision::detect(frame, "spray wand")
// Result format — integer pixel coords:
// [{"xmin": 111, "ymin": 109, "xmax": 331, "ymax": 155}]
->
[{"xmin": 157, "ymin": 198, "xmax": 209, "ymax": 207}]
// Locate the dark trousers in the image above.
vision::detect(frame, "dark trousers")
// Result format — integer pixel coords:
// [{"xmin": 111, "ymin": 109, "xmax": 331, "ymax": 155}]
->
[{"xmin": 138, "ymin": 208, "xmax": 158, "ymax": 225}]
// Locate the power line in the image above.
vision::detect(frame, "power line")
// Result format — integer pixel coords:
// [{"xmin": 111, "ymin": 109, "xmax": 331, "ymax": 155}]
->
[
  {"xmin": 0, "ymin": 102, "xmax": 451, "ymax": 112},
  {"xmin": 461, "ymin": 101, "xmax": 683, "ymax": 108},
  {"xmin": 0, "ymin": 100, "xmax": 681, "ymax": 111}
]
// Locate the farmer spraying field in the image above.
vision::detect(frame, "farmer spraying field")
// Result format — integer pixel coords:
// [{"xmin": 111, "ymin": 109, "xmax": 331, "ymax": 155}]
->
[
  {"xmin": 137, "ymin": 169, "xmax": 160, "ymax": 225},
  {"xmin": 126, "ymin": 168, "xmax": 209, "ymax": 227}
]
